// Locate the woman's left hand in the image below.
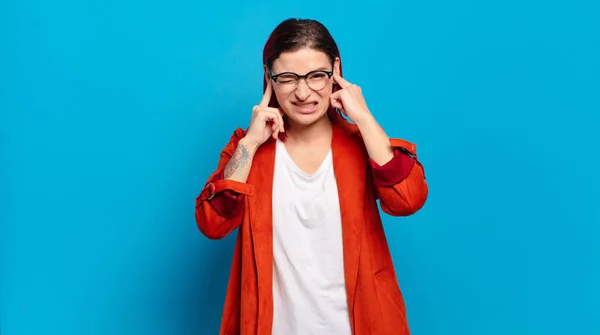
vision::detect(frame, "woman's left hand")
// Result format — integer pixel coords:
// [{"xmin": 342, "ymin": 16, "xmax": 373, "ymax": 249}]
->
[{"xmin": 330, "ymin": 73, "xmax": 373, "ymax": 124}]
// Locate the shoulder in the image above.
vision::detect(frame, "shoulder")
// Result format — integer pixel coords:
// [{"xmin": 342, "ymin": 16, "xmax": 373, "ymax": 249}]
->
[
  {"xmin": 225, "ymin": 127, "xmax": 248, "ymax": 146},
  {"xmin": 231, "ymin": 127, "xmax": 247, "ymax": 141},
  {"xmin": 219, "ymin": 127, "xmax": 248, "ymax": 156},
  {"xmin": 332, "ymin": 120, "xmax": 370, "ymax": 159}
]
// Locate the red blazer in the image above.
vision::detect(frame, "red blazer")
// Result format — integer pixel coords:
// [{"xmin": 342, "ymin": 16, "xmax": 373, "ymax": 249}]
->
[{"xmin": 196, "ymin": 116, "xmax": 428, "ymax": 335}]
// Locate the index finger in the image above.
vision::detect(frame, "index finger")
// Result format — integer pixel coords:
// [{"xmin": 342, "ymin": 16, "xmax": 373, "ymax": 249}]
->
[
  {"xmin": 260, "ymin": 79, "xmax": 273, "ymax": 107},
  {"xmin": 333, "ymin": 72, "xmax": 351, "ymax": 88}
]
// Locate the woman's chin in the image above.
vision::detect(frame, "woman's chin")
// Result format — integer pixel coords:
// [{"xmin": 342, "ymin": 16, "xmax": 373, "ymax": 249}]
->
[{"xmin": 288, "ymin": 109, "xmax": 328, "ymax": 126}]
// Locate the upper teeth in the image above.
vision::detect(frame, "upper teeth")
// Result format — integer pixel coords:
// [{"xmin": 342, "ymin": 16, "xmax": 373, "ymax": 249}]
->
[{"xmin": 297, "ymin": 103, "xmax": 316, "ymax": 107}]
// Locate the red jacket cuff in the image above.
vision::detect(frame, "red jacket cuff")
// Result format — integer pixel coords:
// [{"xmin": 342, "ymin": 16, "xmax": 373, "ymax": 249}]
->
[
  {"xmin": 206, "ymin": 170, "xmax": 244, "ymax": 218},
  {"xmin": 369, "ymin": 149, "xmax": 416, "ymax": 187}
]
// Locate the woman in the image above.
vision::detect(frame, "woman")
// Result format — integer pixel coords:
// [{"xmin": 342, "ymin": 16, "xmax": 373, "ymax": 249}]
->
[{"xmin": 196, "ymin": 18, "xmax": 428, "ymax": 335}]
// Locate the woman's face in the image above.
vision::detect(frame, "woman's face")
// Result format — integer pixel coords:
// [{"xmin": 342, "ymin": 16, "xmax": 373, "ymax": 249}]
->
[{"xmin": 266, "ymin": 47, "xmax": 340, "ymax": 127}]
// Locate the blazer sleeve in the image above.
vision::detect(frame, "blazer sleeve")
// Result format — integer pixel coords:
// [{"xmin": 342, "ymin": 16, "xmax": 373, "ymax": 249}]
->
[
  {"xmin": 195, "ymin": 128, "xmax": 254, "ymax": 239},
  {"xmin": 368, "ymin": 138, "xmax": 428, "ymax": 216}
]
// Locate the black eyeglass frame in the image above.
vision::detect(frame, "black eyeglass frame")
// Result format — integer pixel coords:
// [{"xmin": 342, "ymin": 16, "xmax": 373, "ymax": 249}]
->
[{"xmin": 268, "ymin": 69, "xmax": 334, "ymax": 86}]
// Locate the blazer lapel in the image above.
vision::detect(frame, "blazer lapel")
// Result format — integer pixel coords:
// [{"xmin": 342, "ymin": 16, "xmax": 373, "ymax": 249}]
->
[
  {"xmin": 331, "ymin": 122, "xmax": 366, "ymax": 323},
  {"xmin": 247, "ymin": 137, "xmax": 276, "ymax": 334}
]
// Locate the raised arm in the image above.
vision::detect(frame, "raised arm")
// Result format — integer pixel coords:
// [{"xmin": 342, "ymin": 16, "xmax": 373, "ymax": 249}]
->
[
  {"xmin": 195, "ymin": 80, "xmax": 284, "ymax": 239},
  {"xmin": 329, "ymin": 72, "xmax": 428, "ymax": 216},
  {"xmin": 195, "ymin": 130, "xmax": 254, "ymax": 239}
]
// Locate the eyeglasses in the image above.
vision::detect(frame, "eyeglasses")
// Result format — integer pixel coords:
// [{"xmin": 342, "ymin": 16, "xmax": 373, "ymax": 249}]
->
[{"xmin": 269, "ymin": 69, "xmax": 334, "ymax": 93}]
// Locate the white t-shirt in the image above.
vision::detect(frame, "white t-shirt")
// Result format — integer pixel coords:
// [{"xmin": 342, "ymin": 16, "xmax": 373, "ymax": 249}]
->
[{"xmin": 271, "ymin": 138, "xmax": 351, "ymax": 335}]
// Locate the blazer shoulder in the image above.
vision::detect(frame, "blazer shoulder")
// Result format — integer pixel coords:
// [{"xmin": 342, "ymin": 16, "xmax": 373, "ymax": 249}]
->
[
  {"xmin": 231, "ymin": 127, "xmax": 247, "ymax": 141},
  {"xmin": 225, "ymin": 127, "xmax": 247, "ymax": 146},
  {"xmin": 218, "ymin": 127, "xmax": 248, "ymax": 156}
]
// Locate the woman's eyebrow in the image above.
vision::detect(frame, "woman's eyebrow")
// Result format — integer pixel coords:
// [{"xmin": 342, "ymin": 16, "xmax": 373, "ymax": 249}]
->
[{"xmin": 275, "ymin": 67, "xmax": 331, "ymax": 74}]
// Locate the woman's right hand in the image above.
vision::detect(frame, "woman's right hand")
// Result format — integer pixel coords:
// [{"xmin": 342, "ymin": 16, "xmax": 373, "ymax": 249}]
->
[{"xmin": 243, "ymin": 80, "xmax": 285, "ymax": 148}]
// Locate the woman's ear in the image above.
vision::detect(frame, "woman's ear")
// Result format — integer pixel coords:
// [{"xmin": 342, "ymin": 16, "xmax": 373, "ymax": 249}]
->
[
  {"xmin": 263, "ymin": 64, "xmax": 270, "ymax": 82},
  {"xmin": 332, "ymin": 57, "xmax": 342, "ymax": 92},
  {"xmin": 263, "ymin": 64, "xmax": 279, "ymax": 107}
]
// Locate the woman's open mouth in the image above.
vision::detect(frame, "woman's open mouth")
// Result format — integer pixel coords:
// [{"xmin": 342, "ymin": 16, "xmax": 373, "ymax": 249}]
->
[{"xmin": 292, "ymin": 101, "xmax": 318, "ymax": 114}]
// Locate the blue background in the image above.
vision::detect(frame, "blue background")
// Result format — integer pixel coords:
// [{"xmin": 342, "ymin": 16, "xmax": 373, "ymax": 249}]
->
[{"xmin": 1, "ymin": 0, "xmax": 599, "ymax": 334}]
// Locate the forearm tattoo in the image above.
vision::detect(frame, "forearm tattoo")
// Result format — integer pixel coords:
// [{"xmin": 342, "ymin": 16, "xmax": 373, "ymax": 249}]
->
[{"xmin": 224, "ymin": 144, "xmax": 250, "ymax": 179}]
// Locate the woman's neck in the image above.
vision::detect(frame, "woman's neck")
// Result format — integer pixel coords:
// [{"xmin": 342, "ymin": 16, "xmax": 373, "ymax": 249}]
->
[{"xmin": 285, "ymin": 114, "xmax": 333, "ymax": 145}]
